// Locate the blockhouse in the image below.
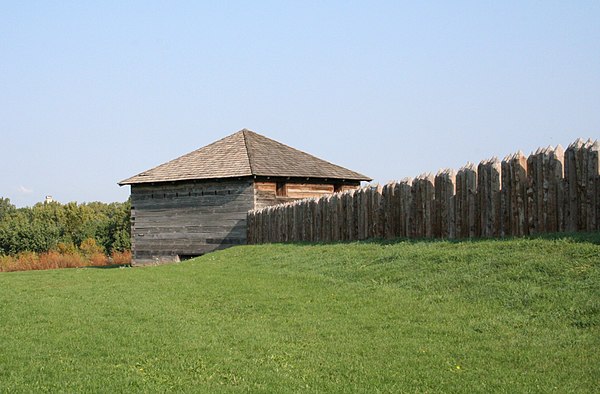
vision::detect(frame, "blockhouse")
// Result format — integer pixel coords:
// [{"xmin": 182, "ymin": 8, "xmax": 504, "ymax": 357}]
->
[{"xmin": 119, "ymin": 129, "xmax": 370, "ymax": 264}]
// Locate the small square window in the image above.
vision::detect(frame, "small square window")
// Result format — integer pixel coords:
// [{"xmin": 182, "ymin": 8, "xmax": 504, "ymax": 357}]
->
[{"xmin": 276, "ymin": 182, "xmax": 286, "ymax": 197}]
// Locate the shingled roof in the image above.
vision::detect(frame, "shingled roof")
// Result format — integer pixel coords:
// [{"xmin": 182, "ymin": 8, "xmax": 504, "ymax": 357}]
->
[{"xmin": 119, "ymin": 129, "xmax": 371, "ymax": 185}]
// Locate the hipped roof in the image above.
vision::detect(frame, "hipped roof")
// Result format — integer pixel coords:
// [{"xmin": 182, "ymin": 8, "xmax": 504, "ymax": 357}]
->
[{"xmin": 119, "ymin": 129, "xmax": 371, "ymax": 185}]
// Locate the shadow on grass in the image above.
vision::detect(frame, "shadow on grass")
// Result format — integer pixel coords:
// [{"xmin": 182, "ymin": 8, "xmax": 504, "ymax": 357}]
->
[
  {"xmin": 84, "ymin": 264, "xmax": 132, "ymax": 270},
  {"xmin": 371, "ymin": 231, "xmax": 600, "ymax": 245},
  {"xmin": 269, "ymin": 231, "xmax": 600, "ymax": 248}
]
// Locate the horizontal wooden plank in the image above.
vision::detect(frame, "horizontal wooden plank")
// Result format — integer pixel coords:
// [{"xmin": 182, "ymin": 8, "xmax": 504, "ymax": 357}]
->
[
  {"xmin": 254, "ymin": 182, "xmax": 276, "ymax": 192},
  {"xmin": 132, "ymin": 193, "xmax": 254, "ymax": 209},
  {"xmin": 132, "ymin": 179, "xmax": 253, "ymax": 193},
  {"xmin": 133, "ymin": 238, "xmax": 245, "ymax": 248},
  {"xmin": 286, "ymin": 183, "xmax": 334, "ymax": 193}
]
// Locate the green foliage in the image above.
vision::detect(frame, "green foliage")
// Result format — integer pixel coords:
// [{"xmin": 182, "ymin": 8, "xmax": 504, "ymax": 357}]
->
[
  {"xmin": 0, "ymin": 198, "xmax": 16, "ymax": 221},
  {"xmin": 0, "ymin": 235, "xmax": 598, "ymax": 392},
  {"xmin": 0, "ymin": 198, "xmax": 130, "ymax": 256}
]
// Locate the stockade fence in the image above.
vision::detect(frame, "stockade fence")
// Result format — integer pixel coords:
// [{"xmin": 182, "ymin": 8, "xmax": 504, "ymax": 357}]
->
[{"xmin": 247, "ymin": 138, "xmax": 599, "ymax": 244}]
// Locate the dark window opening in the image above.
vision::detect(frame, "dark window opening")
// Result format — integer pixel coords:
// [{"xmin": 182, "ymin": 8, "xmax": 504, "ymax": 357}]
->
[
  {"xmin": 276, "ymin": 182, "xmax": 286, "ymax": 197},
  {"xmin": 334, "ymin": 184, "xmax": 343, "ymax": 193}
]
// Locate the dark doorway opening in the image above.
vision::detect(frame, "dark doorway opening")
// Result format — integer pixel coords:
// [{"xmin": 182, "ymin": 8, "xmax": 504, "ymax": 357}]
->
[{"xmin": 178, "ymin": 254, "xmax": 202, "ymax": 261}]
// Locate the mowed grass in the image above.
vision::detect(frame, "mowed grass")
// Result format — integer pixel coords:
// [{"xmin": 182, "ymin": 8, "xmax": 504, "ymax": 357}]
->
[{"xmin": 0, "ymin": 235, "xmax": 598, "ymax": 393}]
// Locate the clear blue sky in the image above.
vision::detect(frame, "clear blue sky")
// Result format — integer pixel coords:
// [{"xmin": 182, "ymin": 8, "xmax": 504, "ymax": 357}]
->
[{"xmin": 2, "ymin": 1, "xmax": 599, "ymax": 207}]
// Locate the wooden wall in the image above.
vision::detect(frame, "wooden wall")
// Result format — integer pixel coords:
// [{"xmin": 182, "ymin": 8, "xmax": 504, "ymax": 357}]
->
[
  {"xmin": 253, "ymin": 179, "xmax": 360, "ymax": 210},
  {"xmin": 130, "ymin": 178, "xmax": 254, "ymax": 265},
  {"xmin": 248, "ymin": 138, "xmax": 600, "ymax": 244}
]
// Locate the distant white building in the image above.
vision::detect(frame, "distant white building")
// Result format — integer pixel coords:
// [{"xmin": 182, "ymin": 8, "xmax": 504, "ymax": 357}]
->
[{"xmin": 44, "ymin": 196, "xmax": 54, "ymax": 204}]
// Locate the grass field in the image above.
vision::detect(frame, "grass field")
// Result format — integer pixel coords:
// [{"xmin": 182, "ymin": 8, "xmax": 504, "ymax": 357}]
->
[{"xmin": 0, "ymin": 234, "xmax": 598, "ymax": 392}]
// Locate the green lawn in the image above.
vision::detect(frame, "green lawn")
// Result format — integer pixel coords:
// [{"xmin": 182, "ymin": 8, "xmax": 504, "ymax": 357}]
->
[{"xmin": 0, "ymin": 235, "xmax": 598, "ymax": 392}]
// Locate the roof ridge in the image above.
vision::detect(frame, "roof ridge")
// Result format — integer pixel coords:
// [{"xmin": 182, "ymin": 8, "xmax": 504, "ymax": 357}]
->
[{"xmin": 241, "ymin": 129, "xmax": 255, "ymax": 175}]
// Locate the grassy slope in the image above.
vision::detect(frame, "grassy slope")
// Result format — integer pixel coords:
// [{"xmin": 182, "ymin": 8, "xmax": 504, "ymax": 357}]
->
[{"xmin": 0, "ymin": 235, "xmax": 598, "ymax": 393}]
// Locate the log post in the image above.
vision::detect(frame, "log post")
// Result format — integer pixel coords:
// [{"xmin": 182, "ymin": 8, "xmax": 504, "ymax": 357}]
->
[
  {"xmin": 456, "ymin": 163, "xmax": 477, "ymax": 238},
  {"xmin": 434, "ymin": 169, "xmax": 456, "ymax": 239}
]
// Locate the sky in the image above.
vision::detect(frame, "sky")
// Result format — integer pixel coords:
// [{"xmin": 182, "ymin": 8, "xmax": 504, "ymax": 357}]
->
[{"xmin": 1, "ymin": 1, "xmax": 599, "ymax": 207}]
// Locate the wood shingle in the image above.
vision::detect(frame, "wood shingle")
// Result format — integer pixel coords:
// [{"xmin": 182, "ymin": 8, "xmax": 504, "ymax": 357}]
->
[{"xmin": 119, "ymin": 129, "xmax": 370, "ymax": 185}]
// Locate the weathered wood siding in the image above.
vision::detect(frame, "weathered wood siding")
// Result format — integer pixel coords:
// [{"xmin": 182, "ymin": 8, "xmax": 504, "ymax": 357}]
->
[
  {"xmin": 254, "ymin": 179, "xmax": 360, "ymax": 210},
  {"xmin": 253, "ymin": 182, "xmax": 295, "ymax": 209},
  {"xmin": 131, "ymin": 178, "xmax": 254, "ymax": 264}
]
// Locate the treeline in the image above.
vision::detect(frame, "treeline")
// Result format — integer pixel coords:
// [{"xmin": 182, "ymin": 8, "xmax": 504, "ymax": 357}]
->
[{"xmin": 0, "ymin": 198, "xmax": 131, "ymax": 270}]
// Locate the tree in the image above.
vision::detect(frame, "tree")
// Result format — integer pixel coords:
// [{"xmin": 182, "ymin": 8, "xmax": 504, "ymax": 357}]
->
[
  {"xmin": 0, "ymin": 198, "xmax": 15, "ymax": 221},
  {"xmin": 0, "ymin": 197, "xmax": 131, "ymax": 256}
]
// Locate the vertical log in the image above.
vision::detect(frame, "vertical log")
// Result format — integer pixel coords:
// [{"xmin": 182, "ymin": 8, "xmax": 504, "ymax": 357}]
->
[
  {"xmin": 301, "ymin": 202, "xmax": 308, "ymax": 242},
  {"xmin": 255, "ymin": 210, "xmax": 259, "ymax": 243},
  {"xmin": 477, "ymin": 158, "xmax": 501, "ymax": 238},
  {"xmin": 565, "ymin": 139, "xmax": 584, "ymax": 232},
  {"xmin": 548, "ymin": 145, "xmax": 565, "ymax": 233},
  {"xmin": 297, "ymin": 201, "xmax": 304, "ymax": 242},
  {"xmin": 527, "ymin": 146, "xmax": 566, "ymax": 234},
  {"xmin": 397, "ymin": 178, "xmax": 412, "ymax": 238},
  {"xmin": 364, "ymin": 187, "xmax": 371, "ymax": 239},
  {"xmin": 587, "ymin": 140, "xmax": 600, "ymax": 231},
  {"xmin": 501, "ymin": 152, "xmax": 528, "ymax": 237},
  {"xmin": 410, "ymin": 174, "xmax": 435, "ymax": 238},
  {"xmin": 291, "ymin": 202, "xmax": 297, "ymax": 242},
  {"xmin": 359, "ymin": 187, "xmax": 368, "ymax": 240},
  {"xmin": 372, "ymin": 185, "xmax": 384, "ymax": 238},
  {"xmin": 348, "ymin": 189, "xmax": 357, "ymax": 241},
  {"xmin": 325, "ymin": 195, "xmax": 333, "ymax": 243},
  {"xmin": 338, "ymin": 192, "xmax": 346, "ymax": 241},
  {"xmin": 328, "ymin": 194, "xmax": 335, "ymax": 242},
  {"xmin": 246, "ymin": 211, "xmax": 253, "ymax": 244},
  {"xmin": 309, "ymin": 199, "xmax": 315, "ymax": 242},
  {"xmin": 260, "ymin": 209, "xmax": 265, "ymax": 243},
  {"xmin": 366, "ymin": 186, "xmax": 374, "ymax": 239},
  {"xmin": 366, "ymin": 186, "xmax": 375, "ymax": 239},
  {"xmin": 456, "ymin": 163, "xmax": 477, "ymax": 238},
  {"xmin": 339, "ymin": 191, "xmax": 347, "ymax": 241},
  {"xmin": 277, "ymin": 206, "xmax": 281, "ymax": 242},
  {"xmin": 389, "ymin": 181, "xmax": 398, "ymax": 238},
  {"xmin": 354, "ymin": 188, "xmax": 363, "ymax": 240},
  {"xmin": 330, "ymin": 194, "xmax": 339, "ymax": 242},
  {"xmin": 289, "ymin": 203, "xmax": 293, "ymax": 242},
  {"xmin": 279, "ymin": 206, "xmax": 283, "ymax": 242},
  {"xmin": 382, "ymin": 182, "xmax": 395, "ymax": 239},
  {"xmin": 527, "ymin": 148, "xmax": 542, "ymax": 234},
  {"xmin": 318, "ymin": 196, "xmax": 325, "ymax": 242},
  {"xmin": 256, "ymin": 209, "xmax": 262, "ymax": 243},
  {"xmin": 270, "ymin": 206, "xmax": 276, "ymax": 243},
  {"xmin": 434, "ymin": 169, "xmax": 456, "ymax": 239},
  {"xmin": 265, "ymin": 208, "xmax": 269, "ymax": 243},
  {"xmin": 271, "ymin": 206, "xmax": 277, "ymax": 243}
]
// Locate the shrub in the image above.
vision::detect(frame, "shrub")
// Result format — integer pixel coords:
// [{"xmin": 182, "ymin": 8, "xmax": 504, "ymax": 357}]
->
[
  {"xmin": 79, "ymin": 238, "xmax": 105, "ymax": 259},
  {"xmin": 55, "ymin": 242, "xmax": 79, "ymax": 255},
  {"xmin": 0, "ymin": 249, "xmax": 120, "ymax": 272},
  {"xmin": 111, "ymin": 250, "xmax": 132, "ymax": 266},
  {"xmin": 89, "ymin": 252, "xmax": 108, "ymax": 267}
]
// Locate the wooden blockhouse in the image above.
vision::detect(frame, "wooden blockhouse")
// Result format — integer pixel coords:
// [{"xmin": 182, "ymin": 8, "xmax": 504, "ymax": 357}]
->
[{"xmin": 119, "ymin": 129, "xmax": 370, "ymax": 264}]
